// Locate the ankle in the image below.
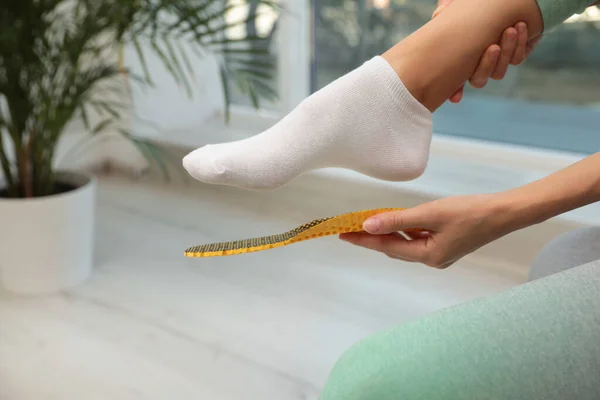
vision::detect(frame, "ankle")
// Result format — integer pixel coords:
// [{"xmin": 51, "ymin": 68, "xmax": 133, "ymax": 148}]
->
[{"xmin": 381, "ymin": 47, "xmax": 445, "ymax": 113}]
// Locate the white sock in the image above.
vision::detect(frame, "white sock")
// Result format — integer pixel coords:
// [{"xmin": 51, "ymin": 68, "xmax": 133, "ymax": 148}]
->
[{"xmin": 182, "ymin": 56, "xmax": 433, "ymax": 190}]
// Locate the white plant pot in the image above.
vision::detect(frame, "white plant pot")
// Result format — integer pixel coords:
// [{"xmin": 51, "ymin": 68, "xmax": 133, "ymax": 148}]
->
[{"xmin": 0, "ymin": 172, "xmax": 96, "ymax": 295}]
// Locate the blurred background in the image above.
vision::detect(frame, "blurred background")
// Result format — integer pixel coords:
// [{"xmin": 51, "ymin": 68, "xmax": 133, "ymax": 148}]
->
[
  {"xmin": 310, "ymin": 0, "xmax": 600, "ymax": 153},
  {"xmin": 227, "ymin": 0, "xmax": 600, "ymax": 153},
  {"xmin": 1, "ymin": 1, "xmax": 599, "ymax": 399}
]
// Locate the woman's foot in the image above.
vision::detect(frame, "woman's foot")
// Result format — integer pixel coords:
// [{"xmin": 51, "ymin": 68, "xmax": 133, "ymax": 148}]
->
[{"xmin": 183, "ymin": 56, "xmax": 433, "ymax": 190}]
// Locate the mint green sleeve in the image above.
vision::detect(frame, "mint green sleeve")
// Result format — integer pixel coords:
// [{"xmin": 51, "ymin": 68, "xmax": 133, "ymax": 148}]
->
[
  {"xmin": 536, "ymin": 0, "xmax": 596, "ymax": 31},
  {"xmin": 319, "ymin": 261, "xmax": 600, "ymax": 400}
]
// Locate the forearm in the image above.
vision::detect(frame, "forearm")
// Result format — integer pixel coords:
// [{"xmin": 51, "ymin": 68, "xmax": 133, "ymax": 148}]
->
[{"xmin": 496, "ymin": 153, "xmax": 600, "ymax": 231}]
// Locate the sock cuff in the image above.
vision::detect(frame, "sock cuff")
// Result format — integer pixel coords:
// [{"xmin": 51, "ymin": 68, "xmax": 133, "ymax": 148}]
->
[{"xmin": 365, "ymin": 56, "xmax": 432, "ymax": 125}]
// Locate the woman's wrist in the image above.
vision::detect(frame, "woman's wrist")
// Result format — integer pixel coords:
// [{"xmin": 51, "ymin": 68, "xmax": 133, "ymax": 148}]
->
[
  {"xmin": 490, "ymin": 189, "xmax": 550, "ymax": 233},
  {"xmin": 490, "ymin": 153, "xmax": 600, "ymax": 232},
  {"xmin": 481, "ymin": 191, "xmax": 539, "ymax": 236}
]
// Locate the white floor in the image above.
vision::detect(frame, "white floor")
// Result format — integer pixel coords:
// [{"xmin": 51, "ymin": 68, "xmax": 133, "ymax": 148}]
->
[{"xmin": 0, "ymin": 174, "xmax": 522, "ymax": 400}]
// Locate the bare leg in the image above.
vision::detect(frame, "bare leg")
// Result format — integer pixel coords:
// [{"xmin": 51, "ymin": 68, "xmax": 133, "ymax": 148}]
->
[{"xmin": 384, "ymin": 0, "xmax": 544, "ymax": 111}]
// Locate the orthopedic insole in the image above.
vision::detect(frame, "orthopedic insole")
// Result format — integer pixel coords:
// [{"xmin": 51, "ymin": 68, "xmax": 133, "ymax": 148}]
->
[{"xmin": 184, "ymin": 208, "xmax": 415, "ymax": 258}]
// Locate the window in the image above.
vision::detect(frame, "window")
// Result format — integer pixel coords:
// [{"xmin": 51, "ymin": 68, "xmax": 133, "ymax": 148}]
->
[
  {"xmin": 224, "ymin": 0, "xmax": 311, "ymax": 117},
  {"xmin": 225, "ymin": 0, "xmax": 281, "ymax": 110},
  {"xmin": 312, "ymin": 0, "xmax": 600, "ymax": 155}
]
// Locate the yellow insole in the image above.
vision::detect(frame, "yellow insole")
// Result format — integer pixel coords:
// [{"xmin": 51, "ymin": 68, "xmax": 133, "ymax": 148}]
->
[{"xmin": 184, "ymin": 207, "xmax": 413, "ymax": 258}]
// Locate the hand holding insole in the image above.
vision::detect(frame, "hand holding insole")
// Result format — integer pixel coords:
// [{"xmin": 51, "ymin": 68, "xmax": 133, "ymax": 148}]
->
[{"xmin": 185, "ymin": 208, "xmax": 422, "ymax": 258}]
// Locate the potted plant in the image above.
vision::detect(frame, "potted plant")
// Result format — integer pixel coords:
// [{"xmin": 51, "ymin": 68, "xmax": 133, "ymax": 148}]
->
[{"xmin": 0, "ymin": 0, "xmax": 277, "ymax": 295}]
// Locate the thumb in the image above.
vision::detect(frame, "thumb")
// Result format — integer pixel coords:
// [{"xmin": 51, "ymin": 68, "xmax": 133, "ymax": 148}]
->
[{"xmin": 363, "ymin": 207, "xmax": 435, "ymax": 235}]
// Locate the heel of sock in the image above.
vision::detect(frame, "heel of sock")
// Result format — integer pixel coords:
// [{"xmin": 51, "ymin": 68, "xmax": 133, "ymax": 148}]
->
[{"xmin": 366, "ymin": 56, "xmax": 432, "ymax": 125}]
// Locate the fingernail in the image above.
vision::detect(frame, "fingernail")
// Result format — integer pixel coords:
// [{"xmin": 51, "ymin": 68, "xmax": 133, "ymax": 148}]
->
[
  {"xmin": 431, "ymin": 4, "xmax": 446, "ymax": 18},
  {"xmin": 489, "ymin": 48, "xmax": 500, "ymax": 60},
  {"xmin": 506, "ymin": 29, "xmax": 518, "ymax": 41},
  {"xmin": 363, "ymin": 218, "xmax": 381, "ymax": 233}
]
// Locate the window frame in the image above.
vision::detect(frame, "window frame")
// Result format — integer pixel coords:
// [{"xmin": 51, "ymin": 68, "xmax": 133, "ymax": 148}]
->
[{"xmin": 228, "ymin": 0, "xmax": 312, "ymax": 121}]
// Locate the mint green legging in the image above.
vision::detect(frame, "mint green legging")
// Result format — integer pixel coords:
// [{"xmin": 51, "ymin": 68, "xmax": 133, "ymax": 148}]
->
[{"xmin": 319, "ymin": 260, "xmax": 600, "ymax": 400}]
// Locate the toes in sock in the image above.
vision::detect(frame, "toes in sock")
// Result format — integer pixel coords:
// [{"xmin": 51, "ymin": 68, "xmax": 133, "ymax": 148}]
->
[{"xmin": 183, "ymin": 56, "xmax": 433, "ymax": 190}]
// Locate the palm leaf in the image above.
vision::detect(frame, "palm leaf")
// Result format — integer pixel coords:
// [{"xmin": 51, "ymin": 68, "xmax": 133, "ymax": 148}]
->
[
  {"xmin": 132, "ymin": 37, "xmax": 154, "ymax": 85},
  {"xmin": 175, "ymin": 40, "xmax": 195, "ymax": 80},
  {"xmin": 125, "ymin": 134, "xmax": 170, "ymax": 182},
  {"xmin": 0, "ymin": 0, "xmax": 279, "ymax": 198},
  {"xmin": 79, "ymin": 104, "xmax": 90, "ymax": 130},
  {"xmin": 219, "ymin": 64, "xmax": 232, "ymax": 122},
  {"xmin": 161, "ymin": 35, "xmax": 192, "ymax": 97},
  {"xmin": 150, "ymin": 38, "xmax": 182, "ymax": 85},
  {"xmin": 91, "ymin": 118, "xmax": 113, "ymax": 135}
]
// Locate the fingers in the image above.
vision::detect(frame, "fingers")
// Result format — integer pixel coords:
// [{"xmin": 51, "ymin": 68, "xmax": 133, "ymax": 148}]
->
[
  {"xmin": 449, "ymin": 86, "xmax": 464, "ymax": 103},
  {"xmin": 362, "ymin": 208, "xmax": 437, "ymax": 235},
  {"xmin": 339, "ymin": 232, "xmax": 428, "ymax": 262},
  {"xmin": 511, "ymin": 22, "xmax": 528, "ymax": 65},
  {"xmin": 340, "ymin": 232, "xmax": 452, "ymax": 269},
  {"xmin": 469, "ymin": 45, "xmax": 500, "ymax": 89},
  {"xmin": 491, "ymin": 27, "xmax": 518, "ymax": 80},
  {"xmin": 406, "ymin": 230, "xmax": 431, "ymax": 240},
  {"xmin": 470, "ymin": 23, "xmax": 533, "ymax": 89}
]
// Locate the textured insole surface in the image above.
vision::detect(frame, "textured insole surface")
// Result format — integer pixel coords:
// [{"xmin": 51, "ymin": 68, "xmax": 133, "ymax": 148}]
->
[{"xmin": 185, "ymin": 208, "xmax": 413, "ymax": 258}]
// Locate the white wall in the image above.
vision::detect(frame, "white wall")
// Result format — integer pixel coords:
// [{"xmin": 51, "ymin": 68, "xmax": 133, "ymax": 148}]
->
[{"xmin": 124, "ymin": 41, "xmax": 226, "ymax": 141}]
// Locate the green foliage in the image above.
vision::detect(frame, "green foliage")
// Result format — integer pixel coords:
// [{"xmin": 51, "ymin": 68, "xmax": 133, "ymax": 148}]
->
[
  {"xmin": 0, "ymin": 0, "xmax": 278, "ymax": 198},
  {"xmin": 314, "ymin": 0, "xmax": 434, "ymax": 76}
]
